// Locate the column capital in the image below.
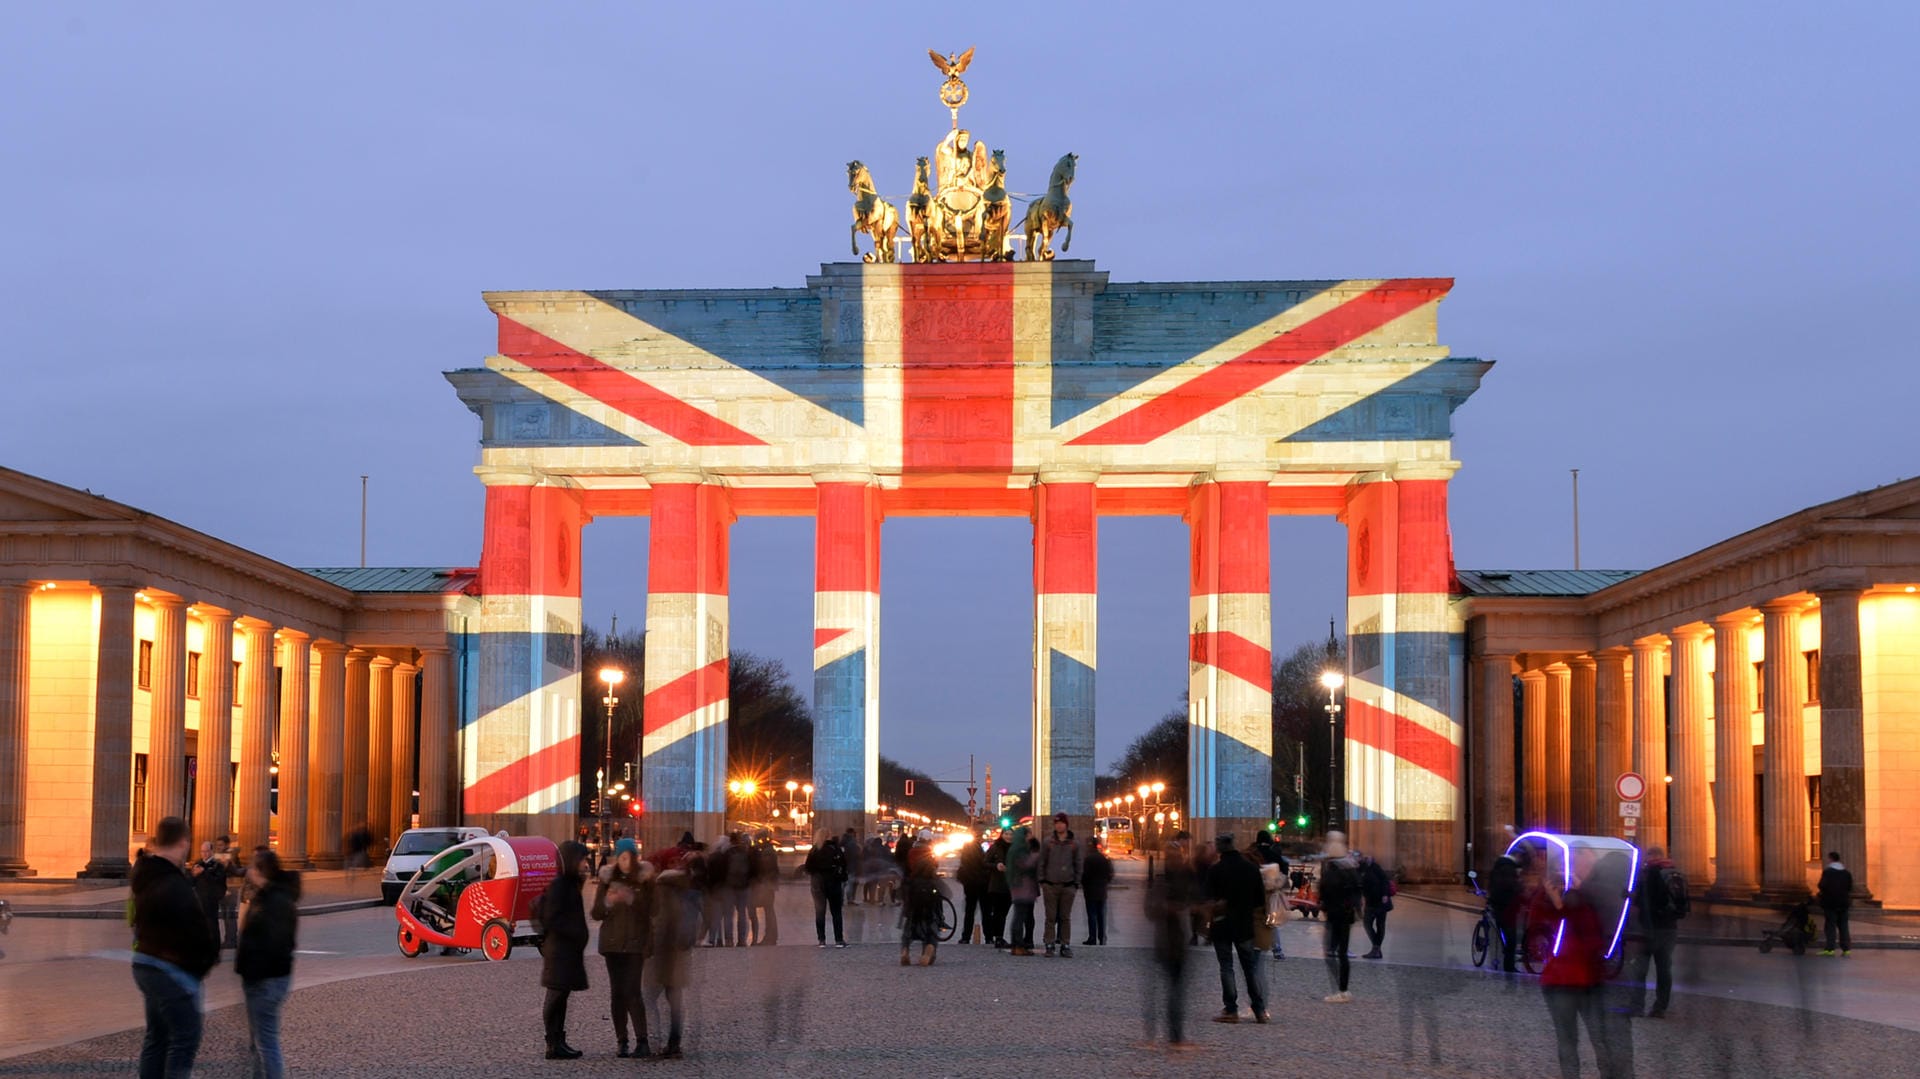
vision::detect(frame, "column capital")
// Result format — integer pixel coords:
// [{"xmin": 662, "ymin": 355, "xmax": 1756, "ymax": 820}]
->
[
  {"xmin": 313, "ymin": 639, "xmax": 348, "ymax": 657},
  {"xmin": 1387, "ymin": 461, "xmax": 1461, "ymax": 482},
  {"xmin": 415, "ymin": 644, "xmax": 450, "ymax": 657},
  {"xmin": 1035, "ymin": 468, "xmax": 1101, "ymax": 486},
  {"xmin": 145, "ymin": 591, "xmax": 188, "ymax": 610},
  {"xmin": 1543, "ymin": 661, "xmax": 1571, "ymax": 675},
  {"xmin": 1631, "ymin": 633, "xmax": 1670, "ymax": 652},
  {"xmin": 1519, "ymin": 668, "xmax": 1547, "ymax": 683},
  {"xmin": 275, "ymin": 627, "xmax": 312, "ymax": 644},
  {"xmin": 1205, "ymin": 466, "xmax": 1275, "ymax": 485},
  {"xmin": 810, "ymin": 469, "xmax": 877, "ymax": 486},
  {"xmin": 345, "ymin": 647, "xmax": 373, "ymax": 664},
  {"xmin": 1568, "ymin": 654, "xmax": 1597, "ymax": 671},
  {"xmin": 645, "ymin": 469, "xmax": 714, "ymax": 486},
  {"xmin": 189, "ymin": 603, "xmax": 234, "ymax": 623},
  {"xmin": 474, "ymin": 464, "xmax": 541, "ymax": 487},
  {"xmin": 368, "ymin": 654, "xmax": 396, "ymax": 670},
  {"xmin": 93, "ymin": 580, "xmax": 141, "ymax": 596},
  {"xmin": 1710, "ymin": 609, "xmax": 1756, "ymax": 632},
  {"xmin": 1668, "ymin": 622, "xmax": 1711, "ymax": 642},
  {"xmin": 235, "ymin": 615, "xmax": 275, "ymax": 634},
  {"xmin": 392, "ymin": 661, "xmax": 418, "ymax": 675},
  {"xmin": 1759, "ymin": 596, "xmax": 1807, "ymax": 617}
]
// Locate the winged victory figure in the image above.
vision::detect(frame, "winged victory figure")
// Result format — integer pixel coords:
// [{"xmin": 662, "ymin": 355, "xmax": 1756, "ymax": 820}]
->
[{"xmin": 929, "ymin": 47, "xmax": 975, "ymax": 78}]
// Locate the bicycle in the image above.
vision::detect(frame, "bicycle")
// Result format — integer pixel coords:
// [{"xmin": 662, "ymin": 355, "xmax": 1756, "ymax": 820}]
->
[
  {"xmin": 937, "ymin": 894, "xmax": 958, "ymax": 942},
  {"xmin": 1466, "ymin": 870, "xmax": 1504, "ymax": 968}
]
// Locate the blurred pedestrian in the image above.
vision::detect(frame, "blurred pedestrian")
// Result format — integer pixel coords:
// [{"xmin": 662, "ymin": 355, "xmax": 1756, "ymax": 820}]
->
[
  {"xmin": 1817, "ymin": 851, "xmax": 1853, "ymax": 956},
  {"xmin": 1626, "ymin": 844, "xmax": 1685, "ymax": 1017},
  {"xmin": 724, "ymin": 832, "xmax": 754, "ymax": 946},
  {"xmin": 1142, "ymin": 831, "xmax": 1198, "ymax": 1048},
  {"xmin": 1254, "ymin": 829, "xmax": 1289, "ymax": 958},
  {"xmin": 1205, "ymin": 833, "xmax": 1268, "ymax": 1023},
  {"xmin": 591, "ymin": 840, "xmax": 652, "ymax": 1058},
  {"xmin": 957, "ymin": 828, "xmax": 990, "ymax": 943},
  {"xmin": 235, "ymin": 848, "xmax": 301, "ymax": 1079},
  {"xmin": 1534, "ymin": 867, "xmax": 1627, "ymax": 1078},
  {"xmin": 1359, "ymin": 850, "xmax": 1393, "ymax": 959},
  {"xmin": 645, "ymin": 864, "xmax": 698, "ymax": 1060},
  {"xmin": 130, "ymin": 816, "xmax": 218, "ymax": 1079},
  {"xmin": 840, "ymin": 827, "xmax": 862, "ymax": 906},
  {"xmin": 344, "ymin": 823, "xmax": 372, "ymax": 887},
  {"xmin": 1081, "ymin": 836, "xmax": 1114, "ymax": 945},
  {"xmin": 189, "ymin": 840, "xmax": 225, "ymax": 949},
  {"xmin": 749, "ymin": 831, "xmax": 779, "ymax": 945},
  {"xmin": 984, "ymin": 829, "xmax": 1012, "ymax": 947},
  {"xmin": 1487, "ymin": 851, "xmax": 1524, "ymax": 973},
  {"xmin": 215, "ymin": 836, "xmax": 242, "ymax": 948},
  {"xmin": 1039, "ymin": 812, "xmax": 1082, "ymax": 957},
  {"xmin": 900, "ymin": 830, "xmax": 944, "ymax": 966},
  {"xmin": 1318, "ymin": 830, "xmax": 1360, "ymax": 1002},
  {"xmin": 535, "ymin": 840, "xmax": 592, "ymax": 1059},
  {"xmin": 805, "ymin": 828, "xmax": 849, "ymax": 947},
  {"xmin": 1006, "ymin": 823, "xmax": 1040, "ymax": 955}
]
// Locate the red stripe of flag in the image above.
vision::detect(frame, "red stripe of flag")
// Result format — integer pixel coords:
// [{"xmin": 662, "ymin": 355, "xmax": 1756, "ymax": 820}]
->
[
  {"xmin": 899, "ymin": 265, "xmax": 1015, "ymax": 473},
  {"xmin": 464, "ymin": 733, "xmax": 581, "ymax": 816},
  {"xmin": 1189, "ymin": 631, "xmax": 1272, "ymax": 690},
  {"xmin": 1346, "ymin": 698, "xmax": 1459, "ymax": 786},
  {"xmin": 642, "ymin": 658, "xmax": 731, "ymax": 736}
]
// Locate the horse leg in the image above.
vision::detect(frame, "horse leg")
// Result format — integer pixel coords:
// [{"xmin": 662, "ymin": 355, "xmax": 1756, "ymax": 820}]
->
[
  {"xmin": 852, "ymin": 220, "xmax": 861, "ymax": 259},
  {"xmin": 1061, "ymin": 216, "xmax": 1072, "ymax": 254}
]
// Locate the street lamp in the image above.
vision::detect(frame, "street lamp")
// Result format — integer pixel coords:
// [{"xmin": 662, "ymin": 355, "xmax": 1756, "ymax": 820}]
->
[
  {"xmin": 599, "ymin": 667, "xmax": 624, "ymax": 848},
  {"xmin": 1321, "ymin": 670, "xmax": 1344, "ymax": 830}
]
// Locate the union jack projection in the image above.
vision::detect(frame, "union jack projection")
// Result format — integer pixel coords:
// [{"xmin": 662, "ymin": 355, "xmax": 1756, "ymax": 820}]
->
[{"xmin": 449, "ymin": 261, "xmax": 1487, "ymax": 870}]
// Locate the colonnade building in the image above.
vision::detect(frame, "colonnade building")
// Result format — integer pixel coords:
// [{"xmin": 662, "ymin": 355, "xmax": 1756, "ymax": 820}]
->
[
  {"xmin": 0, "ymin": 467, "xmax": 474, "ymax": 877},
  {"xmin": 1459, "ymin": 477, "xmax": 1920, "ymax": 908}
]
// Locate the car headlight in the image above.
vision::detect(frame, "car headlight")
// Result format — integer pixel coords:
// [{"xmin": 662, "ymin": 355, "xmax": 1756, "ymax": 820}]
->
[{"xmin": 384, "ymin": 867, "xmax": 397, "ymax": 880}]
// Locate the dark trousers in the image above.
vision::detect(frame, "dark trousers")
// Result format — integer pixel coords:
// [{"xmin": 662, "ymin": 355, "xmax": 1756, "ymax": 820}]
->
[
  {"xmin": 1363, "ymin": 903, "xmax": 1388, "ymax": 951},
  {"xmin": 1544, "ymin": 986, "xmax": 1625, "ymax": 1079},
  {"xmin": 220, "ymin": 892, "xmax": 239, "ymax": 948},
  {"xmin": 1823, "ymin": 905, "xmax": 1852, "ymax": 952},
  {"xmin": 1325, "ymin": 918, "xmax": 1352, "ymax": 991},
  {"xmin": 1084, "ymin": 895, "xmax": 1108, "ymax": 943},
  {"xmin": 1496, "ymin": 909, "xmax": 1520, "ymax": 971},
  {"xmin": 1213, "ymin": 936, "xmax": 1265, "ymax": 1013},
  {"xmin": 133, "ymin": 964, "xmax": 203, "ymax": 1079},
  {"xmin": 1041, "ymin": 883, "xmax": 1075, "ymax": 946},
  {"xmin": 604, "ymin": 954, "xmax": 647, "ymax": 1046},
  {"xmin": 643, "ymin": 983, "xmax": 684, "ymax": 1051},
  {"xmin": 1626, "ymin": 926, "xmax": 1676, "ymax": 1014},
  {"xmin": 1145, "ymin": 947, "xmax": 1187, "ymax": 1044},
  {"xmin": 1011, "ymin": 899, "xmax": 1036, "ymax": 948},
  {"xmin": 754, "ymin": 886, "xmax": 778, "ymax": 944},
  {"xmin": 984, "ymin": 892, "xmax": 1010, "ymax": 942},
  {"xmin": 960, "ymin": 888, "xmax": 985, "ymax": 942},
  {"xmin": 812, "ymin": 878, "xmax": 845, "ymax": 943},
  {"xmin": 542, "ymin": 988, "xmax": 573, "ymax": 1049},
  {"xmin": 730, "ymin": 889, "xmax": 750, "ymax": 945}
]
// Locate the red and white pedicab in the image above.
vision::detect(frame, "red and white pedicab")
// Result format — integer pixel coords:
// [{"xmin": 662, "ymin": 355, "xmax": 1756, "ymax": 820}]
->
[{"xmin": 394, "ymin": 833, "xmax": 559, "ymax": 961}]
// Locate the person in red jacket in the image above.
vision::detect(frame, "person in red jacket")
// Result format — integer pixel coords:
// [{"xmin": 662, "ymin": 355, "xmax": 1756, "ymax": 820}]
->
[{"xmin": 1534, "ymin": 867, "xmax": 1628, "ymax": 1079}]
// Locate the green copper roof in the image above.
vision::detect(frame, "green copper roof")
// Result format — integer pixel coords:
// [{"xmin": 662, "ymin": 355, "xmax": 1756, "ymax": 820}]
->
[
  {"xmin": 301, "ymin": 567, "xmax": 476, "ymax": 594},
  {"xmin": 1455, "ymin": 569, "xmax": 1641, "ymax": 597}
]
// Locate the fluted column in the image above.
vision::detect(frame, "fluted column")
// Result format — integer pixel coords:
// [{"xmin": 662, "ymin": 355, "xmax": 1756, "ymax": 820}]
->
[
  {"xmin": 308, "ymin": 641, "xmax": 347, "ymax": 866},
  {"xmin": 277, "ymin": 631, "xmax": 311, "ymax": 865},
  {"xmin": 1545, "ymin": 663, "xmax": 1572, "ymax": 831},
  {"xmin": 390, "ymin": 661, "xmax": 418, "ymax": 836},
  {"xmin": 417, "ymin": 648, "xmax": 452, "ymax": 827},
  {"xmin": 1709, "ymin": 612, "xmax": 1759, "ymax": 897},
  {"xmin": 1631, "ymin": 636, "xmax": 1670, "ymax": 852},
  {"xmin": 342, "ymin": 650, "xmax": 371, "ymax": 839},
  {"xmin": 1474, "ymin": 654, "xmax": 1516, "ymax": 868},
  {"xmin": 234, "ymin": 619, "xmax": 277, "ymax": 852},
  {"xmin": 192, "ymin": 608, "xmax": 236, "ymax": 842},
  {"xmin": 368, "ymin": 656, "xmax": 395, "ymax": 848},
  {"xmin": 1668, "ymin": 626, "xmax": 1713, "ymax": 881},
  {"xmin": 82, "ymin": 583, "xmax": 139, "ymax": 877},
  {"xmin": 0, "ymin": 582, "xmax": 34, "ymax": 875},
  {"xmin": 1814, "ymin": 587, "xmax": 1869, "ymax": 899},
  {"xmin": 145, "ymin": 595, "xmax": 190, "ymax": 834},
  {"xmin": 1520, "ymin": 669, "xmax": 1548, "ymax": 827},
  {"xmin": 1759, "ymin": 599, "xmax": 1809, "ymax": 900},
  {"xmin": 1568, "ymin": 656, "xmax": 1598, "ymax": 834},
  {"xmin": 1595, "ymin": 649, "xmax": 1630, "ymax": 839}
]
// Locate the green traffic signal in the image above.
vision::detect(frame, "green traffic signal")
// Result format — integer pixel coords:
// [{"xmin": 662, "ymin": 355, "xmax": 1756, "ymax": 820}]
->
[
  {"xmin": 1268, "ymin": 821, "xmax": 1279, "ymax": 833},
  {"xmin": 1295, "ymin": 814, "xmax": 1309, "ymax": 828},
  {"xmin": 999, "ymin": 815, "xmax": 1012, "ymax": 828}
]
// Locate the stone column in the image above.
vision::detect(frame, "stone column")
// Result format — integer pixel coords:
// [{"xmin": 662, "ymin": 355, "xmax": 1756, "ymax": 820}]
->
[
  {"xmin": 308, "ymin": 641, "xmax": 347, "ymax": 866},
  {"xmin": 1034, "ymin": 477, "xmax": 1097, "ymax": 827},
  {"xmin": 277, "ymin": 631, "xmax": 311, "ymax": 865},
  {"xmin": 82, "ymin": 583, "xmax": 138, "ymax": 877},
  {"xmin": 1545, "ymin": 662, "xmax": 1572, "ymax": 831},
  {"xmin": 1709, "ymin": 612, "xmax": 1759, "ymax": 897},
  {"xmin": 367, "ymin": 656, "xmax": 394, "ymax": 848},
  {"xmin": 1668, "ymin": 625, "xmax": 1713, "ymax": 881},
  {"xmin": 417, "ymin": 647, "xmax": 453, "ymax": 827},
  {"xmin": 1473, "ymin": 654, "xmax": 1515, "ymax": 869},
  {"xmin": 1595, "ymin": 648, "xmax": 1630, "ymax": 839},
  {"xmin": 390, "ymin": 661, "xmax": 418, "ymax": 837},
  {"xmin": 1188, "ymin": 476, "xmax": 1273, "ymax": 845},
  {"xmin": 1759, "ymin": 599, "xmax": 1809, "ymax": 900},
  {"xmin": 641, "ymin": 480, "xmax": 731, "ymax": 852},
  {"xmin": 192, "ymin": 608, "xmax": 236, "ymax": 842},
  {"xmin": 1814, "ymin": 587, "xmax": 1869, "ymax": 899},
  {"xmin": 342, "ymin": 650, "xmax": 371, "ymax": 840},
  {"xmin": 234, "ymin": 619, "xmax": 277, "ymax": 853},
  {"xmin": 811, "ymin": 479, "xmax": 880, "ymax": 840},
  {"xmin": 1520, "ymin": 669, "xmax": 1547, "ymax": 827},
  {"xmin": 145, "ymin": 595, "xmax": 190, "ymax": 833},
  {"xmin": 0, "ymin": 582, "xmax": 34, "ymax": 875},
  {"xmin": 1630, "ymin": 636, "xmax": 1670, "ymax": 852},
  {"xmin": 1568, "ymin": 656, "xmax": 1598, "ymax": 834}
]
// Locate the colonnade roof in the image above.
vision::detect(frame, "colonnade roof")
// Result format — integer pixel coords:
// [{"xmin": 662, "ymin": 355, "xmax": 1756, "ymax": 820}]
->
[
  {"xmin": 1455, "ymin": 569, "xmax": 1640, "ymax": 597},
  {"xmin": 302, "ymin": 566, "xmax": 477, "ymax": 595}
]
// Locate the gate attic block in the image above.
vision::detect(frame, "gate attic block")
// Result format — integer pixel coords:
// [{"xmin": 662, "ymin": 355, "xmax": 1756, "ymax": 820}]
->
[{"xmin": 447, "ymin": 261, "xmax": 1490, "ymax": 877}]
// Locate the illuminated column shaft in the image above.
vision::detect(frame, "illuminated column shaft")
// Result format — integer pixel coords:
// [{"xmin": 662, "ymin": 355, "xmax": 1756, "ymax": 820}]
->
[
  {"xmin": 1710, "ymin": 612, "xmax": 1759, "ymax": 896},
  {"xmin": 192, "ymin": 608, "xmax": 236, "ymax": 843},
  {"xmin": 277, "ymin": 631, "xmax": 311, "ymax": 865},
  {"xmin": 466, "ymin": 481, "xmax": 586, "ymax": 843},
  {"xmin": 1545, "ymin": 663, "xmax": 1571, "ymax": 832},
  {"xmin": 367, "ymin": 656, "xmax": 393, "ymax": 846},
  {"xmin": 1595, "ymin": 649, "xmax": 1630, "ymax": 840},
  {"xmin": 417, "ymin": 648, "xmax": 453, "ymax": 827},
  {"xmin": 1033, "ymin": 479, "xmax": 1096, "ymax": 826},
  {"xmin": 811, "ymin": 480, "xmax": 880, "ymax": 839},
  {"xmin": 389, "ymin": 661, "xmax": 418, "ymax": 839},
  {"xmin": 1668, "ymin": 626, "xmax": 1713, "ymax": 882},
  {"xmin": 145, "ymin": 596, "xmax": 190, "ymax": 832},
  {"xmin": 1343, "ymin": 474, "xmax": 1460, "ymax": 876},
  {"xmin": 308, "ymin": 641, "xmax": 346, "ymax": 867},
  {"xmin": 1759, "ymin": 601, "xmax": 1808, "ymax": 899},
  {"xmin": 641, "ymin": 481, "xmax": 732, "ymax": 852},
  {"xmin": 83, "ymin": 583, "xmax": 138, "ymax": 877},
  {"xmin": 0, "ymin": 583, "xmax": 30, "ymax": 874},
  {"xmin": 1568, "ymin": 655, "xmax": 1597, "ymax": 834},
  {"xmin": 1187, "ymin": 477, "xmax": 1271, "ymax": 841},
  {"xmin": 234, "ymin": 619, "xmax": 276, "ymax": 853},
  {"xmin": 1473, "ymin": 653, "xmax": 1515, "ymax": 868},
  {"xmin": 342, "ymin": 650, "xmax": 370, "ymax": 839},
  {"xmin": 1814, "ymin": 587, "xmax": 1869, "ymax": 899},
  {"xmin": 1520, "ymin": 669, "xmax": 1548, "ymax": 827},
  {"xmin": 1631, "ymin": 636, "xmax": 1670, "ymax": 852}
]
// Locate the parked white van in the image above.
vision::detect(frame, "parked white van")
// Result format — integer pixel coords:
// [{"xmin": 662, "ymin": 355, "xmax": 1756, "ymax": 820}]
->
[{"xmin": 382, "ymin": 826, "xmax": 492, "ymax": 903}]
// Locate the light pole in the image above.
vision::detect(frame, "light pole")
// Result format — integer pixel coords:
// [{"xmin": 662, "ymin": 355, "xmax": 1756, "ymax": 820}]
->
[
  {"xmin": 1321, "ymin": 670, "xmax": 1344, "ymax": 831},
  {"xmin": 599, "ymin": 667, "xmax": 624, "ymax": 850}
]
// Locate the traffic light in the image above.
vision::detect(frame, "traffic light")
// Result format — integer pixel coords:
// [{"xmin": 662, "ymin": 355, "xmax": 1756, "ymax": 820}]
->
[
  {"xmin": 999, "ymin": 815, "xmax": 1012, "ymax": 829},
  {"xmin": 1295, "ymin": 814, "xmax": 1309, "ymax": 829},
  {"xmin": 1268, "ymin": 821, "xmax": 1280, "ymax": 833}
]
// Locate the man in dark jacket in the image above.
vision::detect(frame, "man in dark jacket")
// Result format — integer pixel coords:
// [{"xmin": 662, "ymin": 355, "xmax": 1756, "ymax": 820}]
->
[
  {"xmin": 1204, "ymin": 834, "xmax": 1268, "ymax": 1023},
  {"xmin": 1081, "ymin": 837, "xmax": 1114, "ymax": 945},
  {"xmin": 1358, "ymin": 851, "xmax": 1392, "ymax": 959},
  {"xmin": 1037, "ymin": 813, "xmax": 1082, "ymax": 957},
  {"xmin": 131, "ymin": 815, "xmax": 219, "ymax": 1079},
  {"xmin": 983, "ymin": 831, "xmax": 1012, "ymax": 947},
  {"xmin": 749, "ymin": 832, "xmax": 779, "ymax": 945},
  {"xmin": 956, "ymin": 829, "xmax": 990, "ymax": 944},
  {"xmin": 804, "ymin": 831, "xmax": 849, "ymax": 947},
  {"xmin": 537, "ymin": 841, "xmax": 592, "ymax": 1059},
  {"xmin": 1626, "ymin": 845, "xmax": 1683, "ymax": 1017},
  {"xmin": 1318, "ymin": 831, "xmax": 1361, "ymax": 1002},
  {"xmin": 1817, "ymin": 851, "xmax": 1854, "ymax": 956},
  {"xmin": 1487, "ymin": 852, "xmax": 1524, "ymax": 973},
  {"xmin": 189, "ymin": 840, "xmax": 226, "ymax": 948}
]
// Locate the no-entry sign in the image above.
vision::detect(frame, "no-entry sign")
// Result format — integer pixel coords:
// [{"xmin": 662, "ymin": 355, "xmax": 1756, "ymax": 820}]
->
[{"xmin": 1615, "ymin": 771, "xmax": 1647, "ymax": 802}]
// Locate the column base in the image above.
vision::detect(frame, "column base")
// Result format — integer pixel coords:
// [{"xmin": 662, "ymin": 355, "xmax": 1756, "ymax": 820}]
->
[
  {"xmin": 1705, "ymin": 883, "xmax": 1760, "ymax": 903},
  {"xmin": 808, "ymin": 809, "xmax": 870, "ymax": 845},
  {"xmin": 78, "ymin": 859, "xmax": 131, "ymax": 879},
  {"xmin": 309, "ymin": 854, "xmax": 344, "ymax": 870},
  {"xmin": 1187, "ymin": 817, "xmax": 1269, "ymax": 852},
  {"xmin": 1755, "ymin": 886, "xmax": 1814, "ymax": 905},
  {"xmin": 0, "ymin": 864, "xmax": 36, "ymax": 878}
]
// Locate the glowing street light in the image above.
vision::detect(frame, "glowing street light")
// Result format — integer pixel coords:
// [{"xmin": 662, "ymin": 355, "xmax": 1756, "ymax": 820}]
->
[{"xmin": 598, "ymin": 667, "xmax": 625, "ymax": 845}]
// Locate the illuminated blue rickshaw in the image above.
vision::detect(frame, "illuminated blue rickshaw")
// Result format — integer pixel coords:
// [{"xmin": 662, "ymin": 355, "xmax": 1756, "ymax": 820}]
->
[{"xmin": 1504, "ymin": 831, "xmax": 1640, "ymax": 976}]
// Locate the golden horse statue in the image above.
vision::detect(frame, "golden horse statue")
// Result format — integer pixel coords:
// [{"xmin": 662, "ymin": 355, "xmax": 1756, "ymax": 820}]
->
[
  {"xmin": 848, "ymin": 161, "xmax": 899, "ymax": 264},
  {"xmin": 980, "ymin": 149, "xmax": 1012, "ymax": 262},
  {"xmin": 1024, "ymin": 152, "xmax": 1075, "ymax": 261},
  {"xmin": 907, "ymin": 157, "xmax": 935, "ymax": 263}
]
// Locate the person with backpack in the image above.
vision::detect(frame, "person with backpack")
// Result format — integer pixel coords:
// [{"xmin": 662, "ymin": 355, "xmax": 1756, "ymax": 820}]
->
[
  {"xmin": 1626, "ymin": 844, "xmax": 1687, "ymax": 1018},
  {"xmin": 1817, "ymin": 851, "xmax": 1854, "ymax": 956},
  {"xmin": 804, "ymin": 829, "xmax": 849, "ymax": 947},
  {"xmin": 1317, "ymin": 831, "xmax": 1361, "ymax": 1002}
]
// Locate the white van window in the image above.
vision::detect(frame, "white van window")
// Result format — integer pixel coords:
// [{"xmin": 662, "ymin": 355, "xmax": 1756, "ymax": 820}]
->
[{"xmin": 393, "ymin": 830, "xmax": 466, "ymax": 856}]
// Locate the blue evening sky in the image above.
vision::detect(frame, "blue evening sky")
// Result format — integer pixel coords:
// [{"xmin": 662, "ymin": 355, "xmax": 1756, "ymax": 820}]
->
[{"xmin": 4, "ymin": 4, "xmax": 1913, "ymax": 792}]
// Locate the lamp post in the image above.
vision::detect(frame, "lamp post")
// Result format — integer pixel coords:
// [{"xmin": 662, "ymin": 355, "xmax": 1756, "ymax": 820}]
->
[
  {"xmin": 1321, "ymin": 670, "xmax": 1344, "ymax": 831},
  {"xmin": 599, "ymin": 668, "xmax": 624, "ymax": 851}
]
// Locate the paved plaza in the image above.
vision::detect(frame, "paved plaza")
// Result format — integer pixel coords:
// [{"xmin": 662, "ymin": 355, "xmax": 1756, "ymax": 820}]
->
[{"xmin": 6, "ymin": 861, "xmax": 1918, "ymax": 1077}]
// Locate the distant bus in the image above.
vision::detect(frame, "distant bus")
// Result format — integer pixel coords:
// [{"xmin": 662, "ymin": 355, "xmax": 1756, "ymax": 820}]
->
[{"xmin": 1095, "ymin": 816, "xmax": 1135, "ymax": 854}]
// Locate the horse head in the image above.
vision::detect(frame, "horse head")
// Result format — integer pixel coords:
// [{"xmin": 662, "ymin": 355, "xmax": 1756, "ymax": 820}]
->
[
  {"xmin": 848, "ymin": 161, "xmax": 871, "ymax": 193},
  {"xmin": 914, "ymin": 157, "xmax": 931, "ymax": 187},
  {"xmin": 1051, "ymin": 153, "xmax": 1077, "ymax": 188},
  {"xmin": 991, "ymin": 149, "xmax": 1007, "ymax": 180}
]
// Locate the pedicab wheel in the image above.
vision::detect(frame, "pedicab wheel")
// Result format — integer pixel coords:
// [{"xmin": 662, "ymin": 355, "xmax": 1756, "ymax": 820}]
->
[
  {"xmin": 481, "ymin": 920, "xmax": 513, "ymax": 961},
  {"xmin": 1470, "ymin": 919, "xmax": 1491, "ymax": 968},
  {"xmin": 397, "ymin": 924, "xmax": 428, "ymax": 959},
  {"xmin": 936, "ymin": 896, "xmax": 958, "ymax": 942},
  {"xmin": 1521, "ymin": 926, "xmax": 1551, "ymax": 975}
]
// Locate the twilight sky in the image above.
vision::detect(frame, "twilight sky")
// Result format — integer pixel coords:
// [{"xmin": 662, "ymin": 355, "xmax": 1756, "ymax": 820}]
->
[{"xmin": 4, "ymin": 4, "xmax": 1913, "ymax": 793}]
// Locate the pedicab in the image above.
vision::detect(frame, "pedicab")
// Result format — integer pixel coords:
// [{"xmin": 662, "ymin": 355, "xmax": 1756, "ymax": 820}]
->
[
  {"xmin": 393, "ymin": 833, "xmax": 559, "ymax": 961},
  {"xmin": 1505, "ymin": 831, "xmax": 1639, "ymax": 977}
]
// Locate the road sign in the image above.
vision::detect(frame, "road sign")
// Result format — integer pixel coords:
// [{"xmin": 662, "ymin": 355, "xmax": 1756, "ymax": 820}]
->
[
  {"xmin": 1294, "ymin": 775, "xmax": 1304, "ymax": 795},
  {"xmin": 1623, "ymin": 817, "xmax": 1639, "ymax": 837},
  {"xmin": 1618, "ymin": 801, "xmax": 1642, "ymax": 818},
  {"xmin": 904, "ymin": 779, "xmax": 915, "ymax": 797},
  {"xmin": 1615, "ymin": 772, "xmax": 1646, "ymax": 802}
]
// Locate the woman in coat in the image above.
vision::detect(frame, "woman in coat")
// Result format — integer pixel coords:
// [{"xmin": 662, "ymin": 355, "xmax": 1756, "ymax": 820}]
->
[
  {"xmin": 536, "ymin": 841, "xmax": 592, "ymax": 1059},
  {"xmin": 591, "ymin": 839, "xmax": 652, "ymax": 1058},
  {"xmin": 644, "ymin": 867, "xmax": 697, "ymax": 1060},
  {"xmin": 235, "ymin": 848, "xmax": 301, "ymax": 1079}
]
